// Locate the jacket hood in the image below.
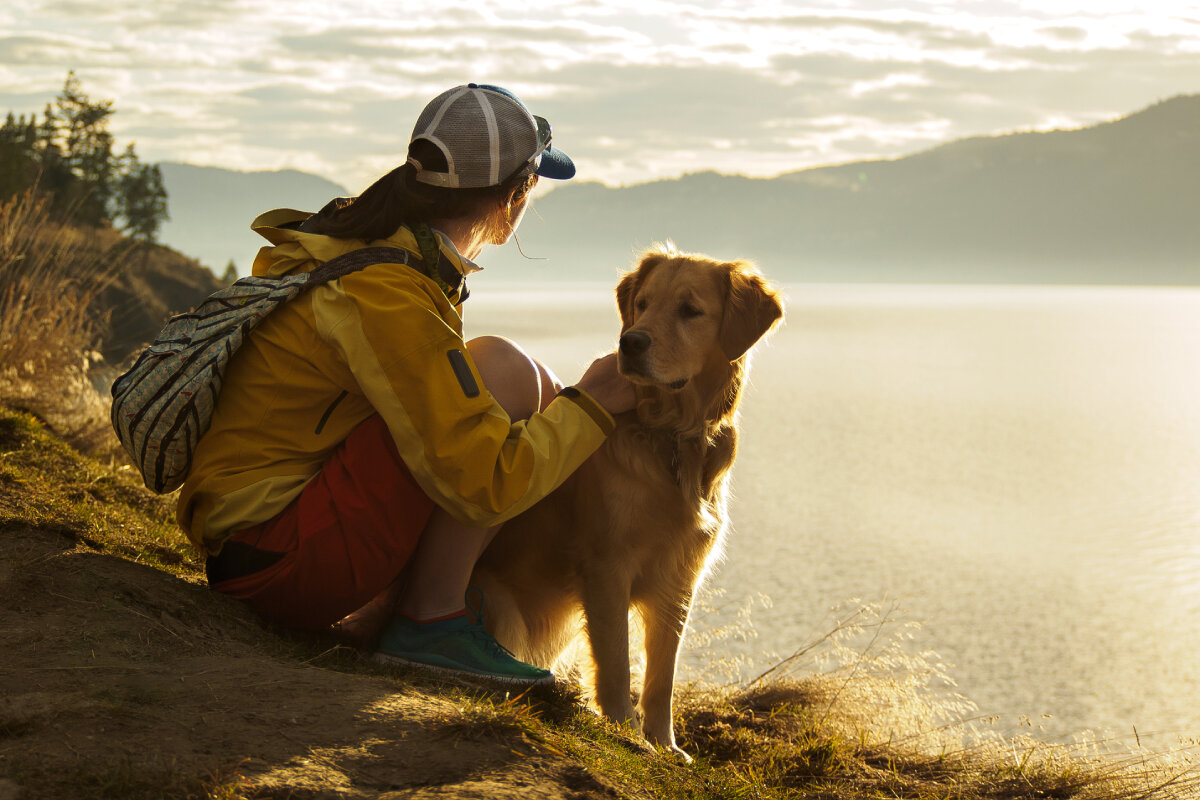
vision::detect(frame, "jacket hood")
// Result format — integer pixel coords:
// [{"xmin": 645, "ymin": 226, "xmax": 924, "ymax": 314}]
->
[{"xmin": 249, "ymin": 208, "xmax": 479, "ymax": 282}]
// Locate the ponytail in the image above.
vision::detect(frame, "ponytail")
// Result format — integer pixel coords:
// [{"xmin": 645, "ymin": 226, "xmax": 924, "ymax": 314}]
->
[{"xmin": 304, "ymin": 140, "xmax": 538, "ymax": 244}]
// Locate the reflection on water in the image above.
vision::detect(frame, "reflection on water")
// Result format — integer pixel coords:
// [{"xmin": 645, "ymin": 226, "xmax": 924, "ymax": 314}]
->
[{"xmin": 465, "ymin": 282, "xmax": 1200, "ymax": 744}]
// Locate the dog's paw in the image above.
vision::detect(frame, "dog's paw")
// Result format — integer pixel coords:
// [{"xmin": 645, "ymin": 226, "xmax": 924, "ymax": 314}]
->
[
  {"xmin": 663, "ymin": 743, "xmax": 693, "ymax": 764},
  {"xmin": 644, "ymin": 727, "xmax": 693, "ymax": 763}
]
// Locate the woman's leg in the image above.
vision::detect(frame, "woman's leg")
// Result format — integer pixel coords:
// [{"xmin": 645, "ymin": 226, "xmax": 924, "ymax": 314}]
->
[
  {"xmin": 369, "ymin": 336, "xmax": 568, "ymax": 682},
  {"xmin": 398, "ymin": 335, "xmax": 559, "ymax": 619},
  {"xmin": 337, "ymin": 336, "xmax": 559, "ymax": 639}
]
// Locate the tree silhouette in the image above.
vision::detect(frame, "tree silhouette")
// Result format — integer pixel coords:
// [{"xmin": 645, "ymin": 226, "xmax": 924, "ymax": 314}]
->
[
  {"xmin": 0, "ymin": 72, "xmax": 169, "ymax": 240},
  {"xmin": 115, "ymin": 144, "xmax": 169, "ymax": 241},
  {"xmin": 55, "ymin": 71, "xmax": 116, "ymax": 226}
]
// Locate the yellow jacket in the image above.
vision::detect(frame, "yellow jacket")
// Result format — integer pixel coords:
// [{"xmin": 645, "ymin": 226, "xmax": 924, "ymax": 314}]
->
[{"xmin": 177, "ymin": 209, "xmax": 613, "ymax": 556}]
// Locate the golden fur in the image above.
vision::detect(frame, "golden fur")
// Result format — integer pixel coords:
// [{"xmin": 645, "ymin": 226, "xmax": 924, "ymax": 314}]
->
[{"xmin": 471, "ymin": 247, "xmax": 783, "ymax": 757}]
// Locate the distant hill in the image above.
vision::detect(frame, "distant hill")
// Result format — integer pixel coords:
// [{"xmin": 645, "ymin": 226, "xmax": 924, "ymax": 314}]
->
[
  {"xmin": 95, "ymin": 236, "xmax": 224, "ymax": 363},
  {"xmin": 155, "ymin": 96, "xmax": 1200, "ymax": 285},
  {"xmin": 485, "ymin": 94, "xmax": 1200, "ymax": 285},
  {"xmin": 158, "ymin": 164, "xmax": 349, "ymax": 277}
]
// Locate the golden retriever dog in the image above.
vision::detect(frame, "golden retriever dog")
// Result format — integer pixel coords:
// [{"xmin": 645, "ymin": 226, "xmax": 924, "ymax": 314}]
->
[{"xmin": 471, "ymin": 246, "xmax": 783, "ymax": 757}]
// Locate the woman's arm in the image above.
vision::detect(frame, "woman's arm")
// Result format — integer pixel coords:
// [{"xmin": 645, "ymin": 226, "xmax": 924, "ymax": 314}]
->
[{"xmin": 319, "ymin": 268, "xmax": 620, "ymax": 526}]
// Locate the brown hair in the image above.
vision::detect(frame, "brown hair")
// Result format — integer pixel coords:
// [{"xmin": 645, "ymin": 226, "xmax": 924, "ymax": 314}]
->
[{"xmin": 303, "ymin": 139, "xmax": 538, "ymax": 244}]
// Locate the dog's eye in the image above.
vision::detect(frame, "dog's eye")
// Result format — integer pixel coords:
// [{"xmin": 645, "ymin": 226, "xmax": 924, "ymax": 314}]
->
[
  {"xmin": 679, "ymin": 303, "xmax": 703, "ymax": 319},
  {"xmin": 635, "ymin": 297, "xmax": 648, "ymax": 312}
]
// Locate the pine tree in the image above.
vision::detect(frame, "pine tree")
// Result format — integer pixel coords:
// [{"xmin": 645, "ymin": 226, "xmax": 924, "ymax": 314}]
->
[
  {"xmin": 34, "ymin": 102, "xmax": 75, "ymax": 215},
  {"xmin": 0, "ymin": 72, "xmax": 170, "ymax": 239},
  {"xmin": 0, "ymin": 113, "xmax": 36, "ymax": 199},
  {"xmin": 55, "ymin": 71, "xmax": 116, "ymax": 227},
  {"xmin": 114, "ymin": 144, "xmax": 169, "ymax": 242}
]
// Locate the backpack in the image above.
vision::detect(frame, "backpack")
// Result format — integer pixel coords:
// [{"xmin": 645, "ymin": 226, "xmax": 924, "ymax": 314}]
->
[{"xmin": 110, "ymin": 245, "xmax": 424, "ymax": 494}]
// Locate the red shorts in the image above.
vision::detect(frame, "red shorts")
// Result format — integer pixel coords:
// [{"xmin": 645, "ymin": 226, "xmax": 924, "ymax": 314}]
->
[{"xmin": 205, "ymin": 414, "xmax": 435, "ymax": 630}]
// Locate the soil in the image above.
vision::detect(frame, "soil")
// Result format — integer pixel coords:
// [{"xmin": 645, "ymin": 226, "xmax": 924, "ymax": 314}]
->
[{"xmin": 0, "ymin": 521, "xmax": 626, "ymax": 799}]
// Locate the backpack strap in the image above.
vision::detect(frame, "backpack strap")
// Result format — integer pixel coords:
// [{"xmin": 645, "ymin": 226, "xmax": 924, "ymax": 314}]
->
[
  {"xmin": 307, "ymin": 246, "xmax": 417, "ymax": 285},
  {"xmin": 411, "ymin": 223, "xmax": 470, "ymax": 303},
  {"xmin": 306, "ymin": 241, "xmax": 468, "ymax": 304}
]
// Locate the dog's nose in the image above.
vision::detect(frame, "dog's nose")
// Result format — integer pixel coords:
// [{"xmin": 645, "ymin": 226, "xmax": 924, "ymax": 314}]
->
[{"xmin": 619, "ymin": 330, "xmax": 651, "ymax": 357}]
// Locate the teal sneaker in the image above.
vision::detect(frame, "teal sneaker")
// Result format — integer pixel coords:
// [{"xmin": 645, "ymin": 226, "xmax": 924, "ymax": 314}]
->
[{"xmin": 373, "ymin": 613, "xmax": 553, "ymax": 686}]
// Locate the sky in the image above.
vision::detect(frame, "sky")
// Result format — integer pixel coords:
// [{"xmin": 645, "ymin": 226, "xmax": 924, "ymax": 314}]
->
[{"xmin": 2, "ymin": 0, "xmax": 1199, "ymax": 194}]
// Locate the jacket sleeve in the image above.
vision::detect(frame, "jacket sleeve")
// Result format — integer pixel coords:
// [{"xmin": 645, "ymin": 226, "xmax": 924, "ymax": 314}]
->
[{"xmin": 311, "ymin": 266, "xmax": 613, "ymax": 526}]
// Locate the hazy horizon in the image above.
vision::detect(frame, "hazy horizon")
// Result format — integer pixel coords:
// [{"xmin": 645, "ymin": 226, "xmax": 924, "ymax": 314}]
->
[{"xmin": 153, "ymin": 88, "xmax": 1187, "ymax": 193}]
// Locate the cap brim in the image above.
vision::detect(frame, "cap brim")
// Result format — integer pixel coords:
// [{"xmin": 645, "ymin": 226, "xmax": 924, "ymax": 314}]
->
[{"xmin": 536, "ymin": 146, "xmax": 575, "ymax": 180}]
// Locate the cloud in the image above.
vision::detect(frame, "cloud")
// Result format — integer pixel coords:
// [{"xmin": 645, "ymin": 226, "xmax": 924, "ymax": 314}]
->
[
  {"xmin": 269, "ymin": 20, "xmax": 646, "ymax": 81},
  {"xmin": 5, "ymin": 0, "xmax": 1197, "ymax": 189},
  {"xmin": 33, "ymin": 0, "xmax": 245, "ymax": 30},
  {"xmin": 0, "ymin": 34, "xmax": 128, "ymax": 66},
  {"xmin": 1042, "ymin": 25, "xmax": 1090, "ymax": 42},
  {"xmin": 275, "ymin": 29, "xmax": 433, "ymax": 63},
  {"xmin": 484, "ymin": 61, "xmax": 882, "ymax": 181},
  {"xmin": 762, "ymin": 13, "xmax": 999, "ymax": 50}
]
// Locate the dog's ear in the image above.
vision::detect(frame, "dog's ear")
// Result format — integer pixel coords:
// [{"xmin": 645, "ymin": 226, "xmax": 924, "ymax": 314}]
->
[
  {"xmin": 719, "ymin": 263, "xmax": 783, "ymax": 361},
  {"xmin": 616, "ymin": 271, "xmax": 639, "ymax": 328},
  {"xmin": 616, "ymin": 250, "xmax": 669, "ymax": 328}
]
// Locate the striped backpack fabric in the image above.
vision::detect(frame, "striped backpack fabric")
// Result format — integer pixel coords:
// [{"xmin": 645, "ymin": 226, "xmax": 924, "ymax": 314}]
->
[{"xmin": 110, "ymin": 246, "xmax": 419, "ymax": 493}]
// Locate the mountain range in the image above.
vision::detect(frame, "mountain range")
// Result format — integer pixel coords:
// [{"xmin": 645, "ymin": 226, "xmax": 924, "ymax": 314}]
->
[
  {"xmin": 158, "ymin": 95, "xmax": 1200, "ymax": 285},
  {"xmin": 156, "ymin": 163, "xmax": 350, "ymax": 278}
]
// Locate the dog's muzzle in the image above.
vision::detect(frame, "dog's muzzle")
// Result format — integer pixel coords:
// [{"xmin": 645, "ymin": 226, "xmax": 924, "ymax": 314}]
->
[{"xmin": 618, "ymin": 330, "xmax": 688, "ymax": 389}]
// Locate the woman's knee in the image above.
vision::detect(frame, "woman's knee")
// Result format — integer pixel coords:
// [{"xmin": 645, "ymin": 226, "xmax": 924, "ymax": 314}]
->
[{"xmin": 467, "ymin": 336, "xmax": 559, "ymax": 420}]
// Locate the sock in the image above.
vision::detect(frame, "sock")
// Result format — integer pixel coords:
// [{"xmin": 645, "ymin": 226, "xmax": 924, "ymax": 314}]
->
[{"xmin": 403, "ymin": 608, "xmax": 467, "ymax": 625}]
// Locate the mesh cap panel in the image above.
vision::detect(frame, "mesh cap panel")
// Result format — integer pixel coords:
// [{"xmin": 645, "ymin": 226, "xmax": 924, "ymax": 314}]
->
[{"xmin": 410, "ymin": 85, "xmax": 540, "ymax": 189}]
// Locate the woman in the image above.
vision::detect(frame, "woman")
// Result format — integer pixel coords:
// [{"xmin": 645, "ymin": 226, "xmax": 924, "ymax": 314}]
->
[{"xmin": 177, "ymin": 84, "xmax": 635, "ymax": 685}]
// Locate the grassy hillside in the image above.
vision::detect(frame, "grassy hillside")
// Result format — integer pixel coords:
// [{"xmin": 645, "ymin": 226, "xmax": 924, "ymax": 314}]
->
[
  {"xmin": 2, "ymin": 405, "xmax": 1198, "ymax": 799},
  {"xmin": 0, "ymin": 188, "xmax": 221, "ymax": 455},
  {"xmin": 93, "ymin": 232, "xmax": 225, "ymax": 365}
]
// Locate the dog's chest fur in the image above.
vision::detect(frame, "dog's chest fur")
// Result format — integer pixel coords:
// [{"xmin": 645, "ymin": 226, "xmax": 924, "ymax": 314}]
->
[{"xmin": 558, "ymin": 417, "xmax": 736, "ymax": 580}]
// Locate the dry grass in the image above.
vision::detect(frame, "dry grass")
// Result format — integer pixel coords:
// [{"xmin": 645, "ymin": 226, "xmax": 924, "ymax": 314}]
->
[
  {"xmin": 0, "ymin": 186, "xmax": 129, "ymax": 454},
  {"xmin": 671, "ymin": 602, "xmax": 1200, "ymax": 800},
  {"xmin": 676, "ymin": 676, "xmax": 1200, "ymax": 799}
]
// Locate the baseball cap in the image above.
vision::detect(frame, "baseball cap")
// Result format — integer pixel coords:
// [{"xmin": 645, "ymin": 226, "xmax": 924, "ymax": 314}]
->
[{"xmin": 408, "ymin": 83, "xmax": 576, "ymax": 189}]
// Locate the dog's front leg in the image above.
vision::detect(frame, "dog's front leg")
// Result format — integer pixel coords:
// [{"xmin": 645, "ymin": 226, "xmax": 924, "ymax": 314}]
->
[
  {"xmin": 639, "ymin": 580, "xmax": 693, "ymax": 760},
  {"xmin": 581, "ymin": 571, "xmax": 639, "ymax": 728}
]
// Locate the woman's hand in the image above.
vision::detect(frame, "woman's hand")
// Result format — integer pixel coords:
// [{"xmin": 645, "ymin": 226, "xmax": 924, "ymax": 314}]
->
[{"xmin": 575, "ymin": 352, "xmax": 637, "ymax": 416}]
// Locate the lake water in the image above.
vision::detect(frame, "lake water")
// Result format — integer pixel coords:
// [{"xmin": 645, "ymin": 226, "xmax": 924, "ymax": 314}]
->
[{"xmin": 464, "ymin": 280, "xmax": 1200, "ymax": 748}]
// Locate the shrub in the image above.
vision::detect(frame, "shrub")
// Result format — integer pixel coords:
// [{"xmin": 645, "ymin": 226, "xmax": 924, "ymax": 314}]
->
[{"xmin": 0, "ymin": 186, "xmax": 127, "ymax": 452}]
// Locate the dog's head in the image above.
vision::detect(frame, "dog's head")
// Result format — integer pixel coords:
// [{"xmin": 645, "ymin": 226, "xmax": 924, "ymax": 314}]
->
[{"xmin": 615, "ymin": 245, "xmax": 783, "ymax": 392}]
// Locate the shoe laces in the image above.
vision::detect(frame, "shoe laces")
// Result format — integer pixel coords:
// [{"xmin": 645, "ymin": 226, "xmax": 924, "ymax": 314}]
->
[
  {"xmin": 464, "ymin": 585, "xmax": 519, "ymax": 659},
  {"xmin": 465, "ymin": 584, "xmax": 486, "ymax": 624}
]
